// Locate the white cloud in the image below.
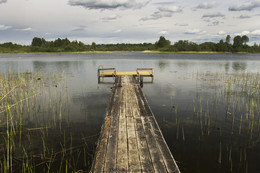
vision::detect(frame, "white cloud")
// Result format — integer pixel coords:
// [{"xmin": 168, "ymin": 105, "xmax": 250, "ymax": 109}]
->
[
  {"xmin": 0, "ymin": 24, "xmax": 11, "ymax": 30},
  {"xmin": 158, "ymin": 30, "xmax": 168, "ymax": 35},
  {"xmin": 251, "ymin": 30, "xmax": 260, "ymax": 35},
  {"xmin": 195, "ymin": 2, "xmax": 217, "ymax": 10},
  {"xmin": 16, "ymin": 27, "xmax": 32, "ymax": 31},
  {"xmin": 218, "ymin": 30, "xmax": 226, "ymax": 35},
  {"xmin": 102, "ymin": 14, "xmax": 120, "ymax": 21},
  {"xmin": 158, "ymin": 6, "xmax": 182, "ymax": 13},
  {"xmin": 141, "ymin": 6, "xmax": 182, "ymax": 21},
  {"xmin": 113, "ymin": 29, "xmax": 122, "ymax": 33},
  {"xmin": 68, "ymin": 0, "xmax": 149, "ymax": 10},
  {"xmin": 184, "ymin": 29, "xmax": 205, "ymax": 35},
  {"xmin": 235, "ymin": 30, "xmax": 250, "ymax": 36},
  {"xmin": 229, "ymin": 0, "xmax": 260, "ymax": 11}
]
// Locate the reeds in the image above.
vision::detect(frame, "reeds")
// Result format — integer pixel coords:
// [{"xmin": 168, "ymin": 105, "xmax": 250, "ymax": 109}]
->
[
  {"xmin": 0, "ymin": 71, "xmax": 93, "ymax": 172},
  {"xmin": 165, "ymin": 70, "xmax": 260, "ymax": 172}
]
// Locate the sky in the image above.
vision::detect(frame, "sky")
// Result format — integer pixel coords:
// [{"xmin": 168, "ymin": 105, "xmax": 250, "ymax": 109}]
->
[{"xmin": 0, "ymin": 0, "xmax": 260, "ymax": 45}]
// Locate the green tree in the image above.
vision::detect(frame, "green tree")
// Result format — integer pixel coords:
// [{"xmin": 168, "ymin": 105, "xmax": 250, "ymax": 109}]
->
[
  {"xmin": 91, "ymin": 42, "xmax": 96, "ymax": 51},
  {"xmin": 216, "ymin": 39, "xmax": 228, "ymax": 52},
  {"xmin": 241, "ymin": 35, "xmax": 249, "ymax": 46},
  {"xmin": 32, "ymin": 37, "xmax": 45, "ymax": 47},
  {"xmin": 225, "ymin": 35, "xmax": 231, "ymax": 44},
  {"xmin": 155, "ymin": 36, "xmax": 171, "ymax": 49},
  {"xmin": 233, "ymin": 36, "xmax": 242, "ymax": 48}
]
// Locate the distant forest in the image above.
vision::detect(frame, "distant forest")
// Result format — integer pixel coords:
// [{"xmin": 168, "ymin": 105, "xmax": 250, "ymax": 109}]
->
[{"xmin": 1, "ymin": 35, "xmax": 260, "ymax": 53}]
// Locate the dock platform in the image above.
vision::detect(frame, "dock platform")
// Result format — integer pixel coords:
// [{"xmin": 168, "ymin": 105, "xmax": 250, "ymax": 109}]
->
[
  {"xmin": 98, "ymin": 68, "xmax": 154, "ymax": 83},
  {"xmin": 91, "ymin": 75, "xmax": 180, "ymax": 173}
]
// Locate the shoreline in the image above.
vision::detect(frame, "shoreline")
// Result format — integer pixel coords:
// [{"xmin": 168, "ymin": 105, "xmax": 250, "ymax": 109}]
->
[{"xmin": 0, "ymin": 50, "xmax": 259, "ymax": 55}]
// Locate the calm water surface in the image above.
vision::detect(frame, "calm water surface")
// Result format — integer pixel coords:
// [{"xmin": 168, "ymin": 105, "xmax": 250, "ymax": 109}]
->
[{"xmin": 0, "ymin": 53, "xmax": 260, "ymax": 172}]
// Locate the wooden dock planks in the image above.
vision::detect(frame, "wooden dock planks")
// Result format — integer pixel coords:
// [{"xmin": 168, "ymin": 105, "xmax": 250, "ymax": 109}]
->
[{"xmin": 91, "ymin": 76, "xmax": 180, "ymax": 173}]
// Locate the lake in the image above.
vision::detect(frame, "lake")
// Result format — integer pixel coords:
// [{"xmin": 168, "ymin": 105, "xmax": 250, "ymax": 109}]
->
[{"xmin": 0, "ymin": 53, "xmax": 260, "ymax": 172}]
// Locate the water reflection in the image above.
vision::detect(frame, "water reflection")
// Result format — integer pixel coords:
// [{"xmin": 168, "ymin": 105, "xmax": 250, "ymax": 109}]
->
[
  {"xmin": 232, "ymin": 62, "xmax": 247, "ymax": 72},
  {"xmin": 0, "ymin": 53, "xmax": 260, "ymax": 172},
  {"xmin": 158, "ymin": 60, "xmax": 169, "ymax": 71}
]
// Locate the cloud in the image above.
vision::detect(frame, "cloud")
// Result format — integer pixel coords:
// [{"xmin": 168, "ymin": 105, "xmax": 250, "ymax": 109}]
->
[
  {"xmin": 217, "ymin": 30, "xmax": 226, "ymax": 35},
  {"xmin": 153, "ymin": 1, "xmax": 177, "ymax": 5},
  {"xmin": 72, "ymin": 26, "xmax": 88, "ymax": 32},
  {"xmin": 175, "ymin": 23, "xmax": 188, "ymax": 27},
  {"xmin": 184, "ymin": 29, "xmax": 205, "ymax": 35},
  {"xmin": 235, "ymin": 30, "xmax": 250, "ymax": 36},
  {"xmin": 68, "ymin": 0, "xmax": 149, "ymax": 10},
  {"xmin": 208, "ymin": 20, "xmax": 220, "ymax": 26},
  {"xmin": 237, "ymin": 15, "xmax": 251, "ymax": 19},
  {"xmin": 16, "ymin": 27, "xmax": 32, "ymax": 31},
  {"xmin": 202, "ymin": 12, "xmax": 225, "ymax": 18},
  {"xmin": 229, "ymin": 1, "xmax": 260, "ymax": 11},
  {"xmin": 140, "ymin": 6, "xmax": 182, "ymax": 21},
  {"xmin": 195, "ymin": 2, "xmax": 217, "ymax": 10},
  {"xmin": 251, "ymin": 30, "xmax": 260, "ymax": 35},
  {"xmin": 0, "ymin": 0, "xmax": 7, "ymax": 4},
  {"xmin": 158, "ymin": 30, "xmax": 168, "ymax": 35},
  {"xmin": 0, "ymin": 24, "xmax": 12, "ymax": 30},
  {"xmin": 234, "ymin": 30, "xmax": 260, "ymax": 37},
  {"xmin": 113, "ymin": 29, "xmax": 122, "ymax": 33},
  {"xmin": 101, "ymin": 14, "xmax": 120, "ymax": 21}
]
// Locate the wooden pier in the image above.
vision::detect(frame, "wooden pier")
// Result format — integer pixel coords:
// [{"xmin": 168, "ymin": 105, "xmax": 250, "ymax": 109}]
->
[
  {"xmin": 98, "ymin": 68, "xmax": 154, "ymax": 83},
  {"xmin": 92, "ymin": 73, "xmax": 180, "ymax": 172}
]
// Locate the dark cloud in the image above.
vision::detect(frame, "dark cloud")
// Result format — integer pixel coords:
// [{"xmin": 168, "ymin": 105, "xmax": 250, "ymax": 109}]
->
[
  {"xmin": 140, "ymin": 6, "xmax": 182, "ymax": 21},
  {"xmin": 202, "ymin": 12, "xmax": 225, "ymax": 18},
  {"xmin": 0, "ymin": 0, "xmax": 7, "ymax": 4},
  {"xmin": 68, "ymin": 0, "xmax": 149, "ymax": 10},
  {"xmin": 237, "ymin": 15, "xmax": 251, "ymax": 19},
  {"xmin": 203, "ymin": 18, "xmax": 221, "ymax": 26},
  {"xmin": 153, "ymin": 1, "xmax": 177, "ymax": 5},
  {"xmin": 229, "ymin": 1, "xmax": 260, "ymax": 11},
  {"xmin": 207, "ymin": 20, "xmax": 220, "ymax": 26},
  {"xmin": 195, "ymin": 2, "xmax": 217, "ymax": 10}
]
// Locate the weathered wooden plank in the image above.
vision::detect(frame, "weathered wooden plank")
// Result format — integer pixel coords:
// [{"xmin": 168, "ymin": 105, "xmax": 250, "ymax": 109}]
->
[
  {"xmin": 134, "ymin": 118, "xmax": 154, "ymax": 173},
  {"xmin": 91, "ymin": 116, "xmax": 110, "ymax": 173},
  {"xmin": 127, "ymin": 116, "xmax": 141, "ymax": 172},
  {"xmin": 141, "ymin": 116, "xmax": 168, "ymax": 173},
  {"xmin": 104, "ymin": 81, "xmax": 121, "ymax": 172},
  {"xmin": 148, "ymin": 116, "xmax": 180, "ymax": 173},
  {"xmin": 116, "ymin": 85, "xmax": 128, "ymax": 172}
]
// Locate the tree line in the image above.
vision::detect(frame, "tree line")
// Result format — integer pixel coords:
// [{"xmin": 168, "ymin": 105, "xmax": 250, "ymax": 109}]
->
[
  {"xmin": 0, "ymin": 35, "xmax": 260, "ymax": 53},
  {"xmin": 155, "ymin": 35, "xmax": 260, "ymax": 53}
]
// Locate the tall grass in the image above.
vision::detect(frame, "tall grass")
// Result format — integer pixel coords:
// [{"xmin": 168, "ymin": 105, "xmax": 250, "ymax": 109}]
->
[
  {"xmin": 0, "ymin": 71, "xmax": 93, "ymax": 172},
  {"xmin": 164, "ymin": 71, "xmax": 260, "ymax": 172}
]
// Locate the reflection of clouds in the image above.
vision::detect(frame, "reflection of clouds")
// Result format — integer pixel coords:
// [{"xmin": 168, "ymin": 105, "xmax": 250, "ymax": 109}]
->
[{"xmin": 32, "ymin": 61, "xmax": 85, "ymax": 72}]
